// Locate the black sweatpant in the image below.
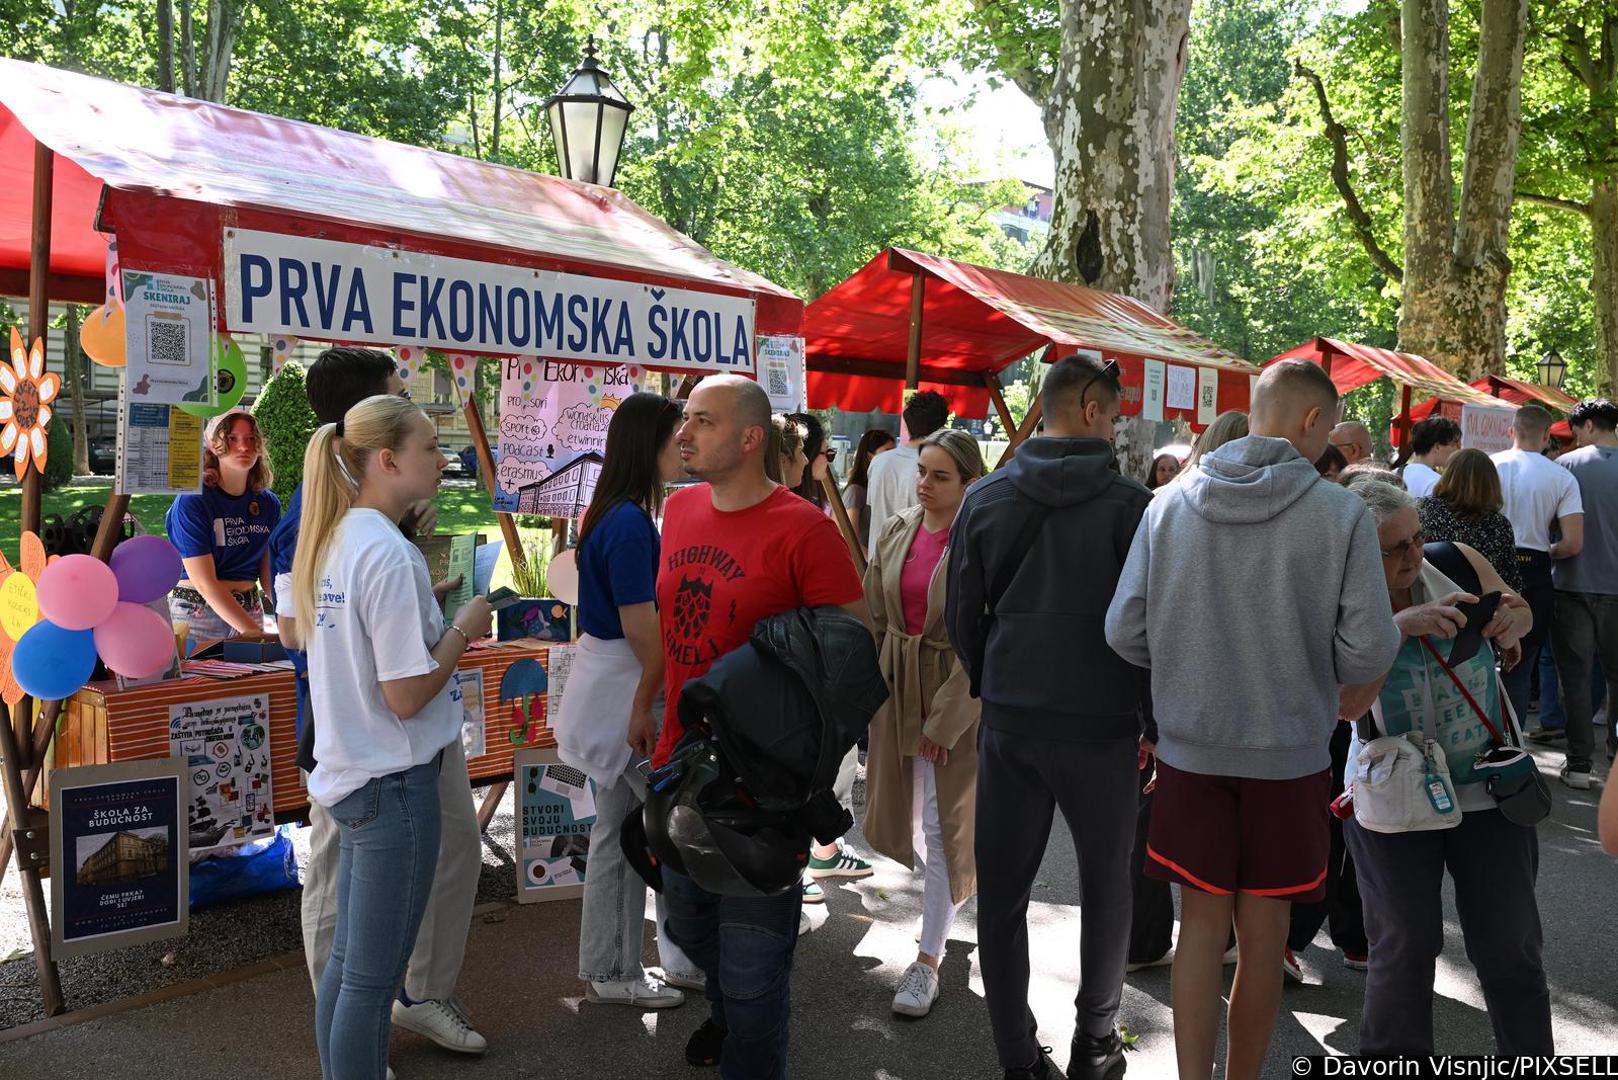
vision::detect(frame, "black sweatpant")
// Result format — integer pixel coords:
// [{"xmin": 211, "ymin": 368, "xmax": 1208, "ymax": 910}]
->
[
  {"xmin": 1287, "ymin": 720, "xmax": 1366, "ymax": 955},
  {"xmin": 976, "ymin": 718, "xmax": 1138, "ymax": 1069}
]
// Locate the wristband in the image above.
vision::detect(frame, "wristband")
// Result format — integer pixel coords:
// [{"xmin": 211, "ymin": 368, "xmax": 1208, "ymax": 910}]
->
[{"xmin": 446, "ymin": 624, "xmax": 471, "ymax": 647}]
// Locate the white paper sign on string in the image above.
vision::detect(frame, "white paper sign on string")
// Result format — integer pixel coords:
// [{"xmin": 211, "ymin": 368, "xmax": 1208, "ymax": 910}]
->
[
  {"xmin": 1141, "ymin": 360, "xmax": 1166, "ymax": 423},
  {"xmin": 1197, "ymin": 366, "xmax": 1219, "ymax": 427}
]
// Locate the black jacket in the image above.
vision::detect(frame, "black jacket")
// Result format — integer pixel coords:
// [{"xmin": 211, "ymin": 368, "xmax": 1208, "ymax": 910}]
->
[
  {"xmin": 677, "ymin": 605, "xmax": 888, "ymax": 816},
  {"xmin": 945, "ymin": 436, "xmax": 1151, "ymax": 741}
]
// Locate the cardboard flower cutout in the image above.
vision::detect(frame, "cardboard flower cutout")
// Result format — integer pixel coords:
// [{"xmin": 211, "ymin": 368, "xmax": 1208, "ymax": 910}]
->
[
  {"xmin": 2, "ymin": 328, "xmax": 60, "ymax": 479},
  {"xmin": 0, "ymin": 531, "xmax": 50, "ymax": 705}
]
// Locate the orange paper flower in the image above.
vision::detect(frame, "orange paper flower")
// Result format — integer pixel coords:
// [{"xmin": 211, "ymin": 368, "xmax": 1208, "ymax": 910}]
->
[
  {"xmin": 2, "ymin": 328, "xmax": 59, "ymax": 480},
  {"xmin": 0, "ymin": 531, "xmax": 49, "ymax": 706}
]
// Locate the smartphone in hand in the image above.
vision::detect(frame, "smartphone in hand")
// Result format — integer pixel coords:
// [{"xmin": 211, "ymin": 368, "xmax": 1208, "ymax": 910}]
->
[
  {"xmin": 1446, "ymin": 590, "xmax": 1502, "ymax": 667},
  {"xmin": 486, "ymin": 586, "xmax": 523, "ymax": 611}
]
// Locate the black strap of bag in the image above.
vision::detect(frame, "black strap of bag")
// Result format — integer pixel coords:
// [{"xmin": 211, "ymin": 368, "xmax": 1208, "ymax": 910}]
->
[{"xmin": 969, "ymin": 498, "xmax": 1050, "ymax": 698}]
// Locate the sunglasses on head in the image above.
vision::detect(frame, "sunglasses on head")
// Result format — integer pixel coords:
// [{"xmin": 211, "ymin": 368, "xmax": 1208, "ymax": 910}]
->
[{"xmin": 1078, "ymin": 358, "xmax": 1121, "ymax": 406}]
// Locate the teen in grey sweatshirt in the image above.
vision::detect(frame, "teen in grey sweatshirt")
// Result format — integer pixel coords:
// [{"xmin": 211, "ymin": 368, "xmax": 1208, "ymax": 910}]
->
[{"xmin": 1104, "ymin": 434, "xmax": 1400, "ymax": 780}]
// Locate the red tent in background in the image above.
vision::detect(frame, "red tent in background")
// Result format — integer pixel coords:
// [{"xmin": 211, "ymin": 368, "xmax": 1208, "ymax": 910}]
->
[
  {"xmin": 1402, "ymin": 374, "xmax": 1578, "ymax": 426},
  {"xmin": 804, "ymin": 248, "xmax": 1258, "ymax": 428}
]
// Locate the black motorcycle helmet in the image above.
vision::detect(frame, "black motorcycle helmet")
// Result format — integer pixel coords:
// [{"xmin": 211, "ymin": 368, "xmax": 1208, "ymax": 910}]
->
[{"xmin": 640, "ymin": 733, "xmax": 809, "ymax": 897}]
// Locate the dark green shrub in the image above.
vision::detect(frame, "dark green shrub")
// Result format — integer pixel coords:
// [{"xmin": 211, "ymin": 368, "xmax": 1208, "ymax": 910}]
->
[{"xmin": 41, "ymin": 419, "xmax": 73, "ymax": 491}]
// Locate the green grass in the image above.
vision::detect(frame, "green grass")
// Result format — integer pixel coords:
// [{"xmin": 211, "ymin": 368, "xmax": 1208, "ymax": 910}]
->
[{"xmin": 0, "ymin": 479, "xmax": 551, "ymax": 595}]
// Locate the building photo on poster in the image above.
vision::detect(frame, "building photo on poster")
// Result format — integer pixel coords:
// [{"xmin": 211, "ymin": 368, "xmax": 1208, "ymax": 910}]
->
[{"xmin": 50, "ymin": 758, "xmax": 189, "ymax": 959}]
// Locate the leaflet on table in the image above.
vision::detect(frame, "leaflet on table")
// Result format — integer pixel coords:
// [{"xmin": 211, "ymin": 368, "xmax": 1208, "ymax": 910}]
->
[
  {"xmin": 121, "ymin": 270, "xmax": 217, "ymax": 406},
  {"xmin": 168, "ymin": 693, "xmax": 275, "ymax": 853},
  {"xmin": 115, "ymin": 371, "xmax": 204, "ymax": 496}
]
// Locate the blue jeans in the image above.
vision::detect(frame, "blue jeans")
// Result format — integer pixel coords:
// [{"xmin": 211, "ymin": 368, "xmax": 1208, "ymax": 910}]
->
[
  {"xmin": 315, "ymin": 756, "xmax": 443, "ymax": 1080},
  {"xmin": 661, "ymin": 867, "xmax": 803, "ymax": 1080}
]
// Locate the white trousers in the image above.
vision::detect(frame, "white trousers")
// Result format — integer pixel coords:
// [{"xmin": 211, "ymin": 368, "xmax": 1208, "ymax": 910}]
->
[
  {"xmin": 912, "ymin": 756, "xmax": 964, "ymax": 959},
  {"xmin": 302, "ymin": 738, "xmax": 481, "ymax": 1001}
]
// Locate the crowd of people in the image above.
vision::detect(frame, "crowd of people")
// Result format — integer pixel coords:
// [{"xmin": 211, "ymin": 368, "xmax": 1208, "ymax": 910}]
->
[{"xmin": 162, "ymin": 343, "xmax": 1618, "ymax": 1079}]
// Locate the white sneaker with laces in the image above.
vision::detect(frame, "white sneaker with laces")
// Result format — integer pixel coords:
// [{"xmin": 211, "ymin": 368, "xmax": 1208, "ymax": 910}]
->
[
  {"xmin": 584, "ymin": 973, "xmax": 685, "ymax": 1009},
  {"xmin": 891, "ymin": 961, "xmax": 940, "ymax": 1017},
  {"xmin": 1560, "ymin": 765, "xmax": 1592, "ymax": 790},
  {"xmin": 391, "ymin": 997, "xmax": 488, "ymax": 1054}
]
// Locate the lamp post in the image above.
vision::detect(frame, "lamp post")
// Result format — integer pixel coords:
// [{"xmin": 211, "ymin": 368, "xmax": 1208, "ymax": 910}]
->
[
  {"xmin": 546, "ymin": 38, "xmax": 634, "ymax": 188},
  {"xmin": 1537, "ymin": 348, "xmax": 1567, "ymax": 392}
]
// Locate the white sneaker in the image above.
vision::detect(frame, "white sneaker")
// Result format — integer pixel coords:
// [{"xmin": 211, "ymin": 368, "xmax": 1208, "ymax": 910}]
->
[
  {"xmin": 386, "ymin": 1070, "xmax": 395, "ymax": 1080},
  {"xmin": 1126, "ymin": 951, "xmax": 1173, "ymax": 973},
  {"xmin": 584, "ymin": 974, "xmax": 685, "ymax": 1009},
  {"xmin": 391, "ymin": 997, "xmax": 487, "ymax": 1054},
  {"xmin": 1560, "ymin": 765, "xmax": 1592, "ymax": 790},
  {"xmin": 799, "ymin": 909, "xmax": 811, "ymax": 936},
  {"xmin": 654, "ymin": 966, "xmax": 707, "ymax": 992},
  {"xmin": 891, "ymin": 961, "xmax": 940, "ymax": 1017}
]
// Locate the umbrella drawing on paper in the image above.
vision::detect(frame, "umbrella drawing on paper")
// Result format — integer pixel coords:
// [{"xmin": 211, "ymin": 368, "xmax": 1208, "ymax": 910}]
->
[{"xmin": 500, "ymin": 659, "xmax": 548, "ymax": 745}]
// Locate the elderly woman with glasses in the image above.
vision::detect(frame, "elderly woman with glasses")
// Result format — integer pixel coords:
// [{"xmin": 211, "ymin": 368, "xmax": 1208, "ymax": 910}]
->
[{"xmin": 1340, "ymin": 478, "xmax": 1548, "ymax": 1056}]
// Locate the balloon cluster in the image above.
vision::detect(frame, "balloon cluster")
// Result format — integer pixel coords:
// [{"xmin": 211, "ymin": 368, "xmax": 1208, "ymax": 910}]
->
[{"xmin": 11, "ymin": 536, "xmax": 185, "ymax": 700}]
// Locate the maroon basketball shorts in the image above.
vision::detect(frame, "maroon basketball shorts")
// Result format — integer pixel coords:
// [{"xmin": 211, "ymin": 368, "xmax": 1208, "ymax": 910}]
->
[{"xmin": 1144, "ymin": 760, "xmax": 1331, "ymax": 902}]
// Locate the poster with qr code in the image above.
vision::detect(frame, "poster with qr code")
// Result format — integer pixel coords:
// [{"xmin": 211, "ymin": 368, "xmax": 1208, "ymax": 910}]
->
[
  {"xmin": 758, "ymin": 334, "xmax": 805, "ymax": 411},
  {"xmin": 121, "ymin": 270, "xmax": 216, "ymax": 406}
]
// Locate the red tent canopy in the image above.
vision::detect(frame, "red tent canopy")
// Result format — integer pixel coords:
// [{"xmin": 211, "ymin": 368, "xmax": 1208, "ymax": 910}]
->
[
  {"xmin": 1269, "ymin": 337, "xmax": 1499, "ymax": 406},
  {"xmin": 1403, "ymin": 374, "xmax": 1579, "ymax": 425},
  {"xmin": 0, "ymin": 59, "xmax": 802, "ymax": 351},
  {"xmin": 804, "ymin": 248, "xmax": 1257, "ymax": 424}
]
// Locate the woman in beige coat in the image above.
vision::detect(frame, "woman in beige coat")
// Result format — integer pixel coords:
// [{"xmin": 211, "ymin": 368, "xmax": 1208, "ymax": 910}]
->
[{"xmin": 862, "ymin": 428, "xmax": 984, "ymax": 1018}]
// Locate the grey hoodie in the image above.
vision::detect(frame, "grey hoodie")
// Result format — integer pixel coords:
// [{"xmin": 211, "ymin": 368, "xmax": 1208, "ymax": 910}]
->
[{"xmin": 1104, "ymin": 435, "xmax": 1400, "ymax": 779}]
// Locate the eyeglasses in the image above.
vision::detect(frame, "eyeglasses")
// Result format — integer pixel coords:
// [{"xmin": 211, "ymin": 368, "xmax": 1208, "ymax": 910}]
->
[
  {"xmin": 822, "ymin": 447, "xmax": 837, "ymax": 463},
  {"xmin": 1381, "ymin": 531, "xmax": 1425, "ymax": 559},
  {"xmin": 1078, "ymin": 359, "xmax": 1121, "ymax": 407}
]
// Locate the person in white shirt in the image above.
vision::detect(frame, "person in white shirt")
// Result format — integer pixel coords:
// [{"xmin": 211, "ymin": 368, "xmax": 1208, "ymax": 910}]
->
[
  {"xmin": 1401, "ymin": 416, "xmax": 1461, "ymax": 498},
  {"xmin": 290, "ymin": 394, "xmax": 493, "ymax": 1080},
  {"xmin": 864, "ymin": 390, "xmax": 950, "ymax": 559},
  {"xmin": 1491, "ymin": 404, "xmax": 1584, "ymax": 729}
]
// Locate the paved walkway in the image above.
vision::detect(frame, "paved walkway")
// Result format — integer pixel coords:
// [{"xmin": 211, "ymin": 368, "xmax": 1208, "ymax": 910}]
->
[{"xmin": 2, "ymin": 748, "xmax": 1615, "ymax": 1077}]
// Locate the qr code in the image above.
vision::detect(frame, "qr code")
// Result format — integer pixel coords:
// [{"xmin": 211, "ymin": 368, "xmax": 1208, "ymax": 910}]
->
[
  {"xmin": 147, "ymin": 318, "xmax": 188, "ymax": 366},
  {"xmin": 765, "ymin": 359, "xmax": 791, "ymax": 397}
]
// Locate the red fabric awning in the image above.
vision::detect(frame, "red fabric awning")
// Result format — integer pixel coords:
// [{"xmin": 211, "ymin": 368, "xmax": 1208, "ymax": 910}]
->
[
  {"xmin": 1403, "ymin": 375, "xmax": 1579, "ymax": 426},
  {"xmin": 1269, "ymin": 337, "xmax": 1499, "ymax": 406},
  {"xmin": 0, "ymin": 59, "xmax": 801, "ymax": 346},
  {"xmin": 804, "ymin": 248, "xmax": 1257, "ymax": 424}
]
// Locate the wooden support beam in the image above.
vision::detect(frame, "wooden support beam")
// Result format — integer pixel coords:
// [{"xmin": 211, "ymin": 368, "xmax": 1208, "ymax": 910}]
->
[
  {"xmin": 996, "ymin": 398, "xmax": 1043, "ymax": 470},
  {"xmin": 90, "ymin": 493, "xmax": 133, "ymax": 562},
  {"xmin": 904, "ymin": 274, "xmax": 925, "ymax": 391},
  {"xmin": 21, "ymin": 142, "xmax": 53, "ymax": 541},
  {"xmin": 1394, "ymin": 383, "xmax": 1414, "ymax": 466},
  {"xmin": 821, "ymin": 472, "xmax": 867, "ymax": 576},
  {"xmin": 476, "ymin": 781, "xmax": 508, "ymax": 833},
  {"xmin": 0, "ymin": 702, "xmax": 64, "ymax": 1015},
  {"xmin": 0, "ymin": 700, "xmax": 64, "ymax": 884},
  {"xmin": 674, "ymin": 374, "xmax": 699, "ymax": 399},
  {"xmin": 984, "ymin": 373, "xmax": 1017, "ymax": 437},
  {"xmin": 462, "ymin": 393, "xmax": 526, "ymax": 574}
]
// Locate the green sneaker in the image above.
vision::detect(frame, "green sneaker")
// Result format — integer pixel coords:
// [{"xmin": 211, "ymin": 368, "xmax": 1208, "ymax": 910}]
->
[{"xmin": 808, "ymin": 847, "xmax": 873, "ymax": 879}]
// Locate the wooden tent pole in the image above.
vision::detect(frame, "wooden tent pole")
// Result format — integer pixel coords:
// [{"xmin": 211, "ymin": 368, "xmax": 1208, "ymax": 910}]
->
[
  {"xmin": 21, "ymin": 142, "xmax": 52, "ymax": 539},
  {"xmin": 996, "ymin": 398, "xmax": 1043, "ymax": 470},
  {"xmin": 462, "ymin": 392, "xmax": 525, "ymax": 573},
  {"xmin": 984, "ymin": 373, "xmax": 1016, "ymax": 437},
  {"xmin": 1394, "ymin": 383, "xmax": 1414, "ymax": 466},
  {"xmin": 821, "ymin": 472, "xmax": 866, "ymax": 576},
  {"xmin": 0, "ymin": 699, "xmax": 64, "ymax": 884},
  {"xmin": 0, "ymin": 704, "xmax": 65, "ymax": 1016},
  {"xmin": 904, "ymin": 274, "xmax": 925, "ymax": 390},
  {"xmin": 674, "ymin": 374, "xmax": 699, "ymax": 399}
]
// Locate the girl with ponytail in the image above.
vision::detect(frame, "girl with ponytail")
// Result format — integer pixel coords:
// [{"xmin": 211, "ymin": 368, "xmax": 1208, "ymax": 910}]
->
[{"xmin": 293, "ymin": 394, "xmax": 493, "ymax": 1080}]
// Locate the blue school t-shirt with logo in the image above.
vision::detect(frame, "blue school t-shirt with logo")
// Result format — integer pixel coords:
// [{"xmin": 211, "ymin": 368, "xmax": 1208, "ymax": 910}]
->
[
  {"xmin": 577, "ymin": 500, "xmax": 659, "ymax": 640},
  {"xmin": 166, "ymin": 484, "xmax": 282, "ymax": 580}
]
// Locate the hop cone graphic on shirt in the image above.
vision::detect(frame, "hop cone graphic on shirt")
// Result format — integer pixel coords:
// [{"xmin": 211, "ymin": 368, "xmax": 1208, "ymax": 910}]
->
[{"xmin": 672, "ymin": 576, "xmax": 713, "ymax": 641}]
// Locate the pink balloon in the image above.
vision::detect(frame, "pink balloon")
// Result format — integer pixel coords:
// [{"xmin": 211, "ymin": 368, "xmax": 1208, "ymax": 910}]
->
[
  {"xmin": 36, "ymin": 554, "xmax": 119, "ymax": 630},
  {"xmin": 93, "ymin": 602, "xmax": 176, "ymax": 678}
]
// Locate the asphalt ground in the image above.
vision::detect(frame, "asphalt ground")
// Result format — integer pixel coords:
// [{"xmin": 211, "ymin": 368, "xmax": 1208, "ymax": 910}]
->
[{"xmin": 2, "ymin": 746, "xmax": 1615, "ymax": 1078}]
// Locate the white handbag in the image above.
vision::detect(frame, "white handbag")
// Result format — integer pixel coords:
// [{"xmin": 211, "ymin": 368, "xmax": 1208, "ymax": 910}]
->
[{"xmin": 1349, "ymin": 708, "xmax": 1462, "ymax": 835}]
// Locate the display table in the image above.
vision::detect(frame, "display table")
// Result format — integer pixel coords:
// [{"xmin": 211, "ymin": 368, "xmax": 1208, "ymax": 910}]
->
[{"xmin": 56, "ymin": 640, "xmax": 558, "ymax": 818}]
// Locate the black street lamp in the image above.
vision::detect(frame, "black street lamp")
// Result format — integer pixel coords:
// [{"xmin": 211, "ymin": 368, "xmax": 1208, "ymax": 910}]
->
[
  {"xmin": 1537, "ymin": 348, "xmax": 1567, "ymax": 392},
  {"xmin": 546, "ymin": 39, "xmax": 634, "ymax": 188}
]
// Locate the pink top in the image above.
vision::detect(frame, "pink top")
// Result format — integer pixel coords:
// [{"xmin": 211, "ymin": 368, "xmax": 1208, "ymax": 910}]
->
[{"xmin": 900, "ymin": 524, "xmax": 950, "ymax": 636}]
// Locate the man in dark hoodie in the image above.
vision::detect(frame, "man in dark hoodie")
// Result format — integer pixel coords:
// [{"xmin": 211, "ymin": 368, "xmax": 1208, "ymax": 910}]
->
[
  {"xmin": 946, "ymin": 352, "xmax": 1149, "ymax": 1080},
  {"xmin": 1105, "ymin": 359, "xmax": 1400, "ymax": 1080}
]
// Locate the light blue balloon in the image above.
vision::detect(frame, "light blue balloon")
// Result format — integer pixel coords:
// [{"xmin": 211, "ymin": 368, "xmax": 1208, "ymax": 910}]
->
[{"xmin": 12, "ymin": 620, "xmax": 98, "ymax": 701}]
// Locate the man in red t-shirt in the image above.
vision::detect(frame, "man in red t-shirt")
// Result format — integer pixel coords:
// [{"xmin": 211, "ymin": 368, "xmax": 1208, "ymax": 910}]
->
[{"xmin": 655, "ymin": 374, "xmax": 865, "ymax": 1080}]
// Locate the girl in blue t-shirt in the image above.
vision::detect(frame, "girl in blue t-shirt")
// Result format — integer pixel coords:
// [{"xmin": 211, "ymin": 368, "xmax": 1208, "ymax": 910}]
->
[
  {"xmin": 552, "ymin": 391, "xmax": 702, "ymax": 1005},
  {"xmin": 165, "ymin": 408, "xmax": 281, "ymax": 641}
]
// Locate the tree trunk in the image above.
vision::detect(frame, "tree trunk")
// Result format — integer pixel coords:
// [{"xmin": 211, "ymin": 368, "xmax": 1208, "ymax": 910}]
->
[
  {"xmin": 1397, "ymin": 0, "xmax": 1526, "ymax": 379},
  {"xmin": 1592, "ymin": 175, "xmax": 1618, "ymax": 395},
  {"xmin": 64, "ymin": 306, "xmax": 90, "ymax": 476},
  {"xmin": 489, "ymin": 0, "xmax": 503, "ymax": 161},
  {"xmin": 179, "ymin": 0, "xmax": 196, "ymax": 97},
  {"xmin": 156, "ymin": 0, "xmax": 175, "ymax": 93},
  {"xmin": 197, "ymin": 0, "xmax": 245, "ymax": 104},
  {"xmin": 1033, "ymin": 0, "xmax": 1192, "ymax": 481}
]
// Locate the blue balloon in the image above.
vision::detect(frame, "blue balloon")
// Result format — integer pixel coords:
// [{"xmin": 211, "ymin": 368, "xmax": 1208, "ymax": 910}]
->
[{"xmin": 12, "ymin": 620, "xmax": 98, "ymax": 701}]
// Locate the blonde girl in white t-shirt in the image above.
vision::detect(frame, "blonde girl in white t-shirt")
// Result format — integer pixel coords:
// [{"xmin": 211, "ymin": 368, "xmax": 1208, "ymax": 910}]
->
[{"xmin": 292, "ymin": 394, "xmax": 492, "ymax": 1080}]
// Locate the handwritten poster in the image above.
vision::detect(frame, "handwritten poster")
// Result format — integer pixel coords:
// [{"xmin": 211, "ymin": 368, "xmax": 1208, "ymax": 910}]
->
[
  {"xmin": 1460, "ymin": 403, "xmax": 1516, "ymax": 454},
  {"xmin": 494, "ymin": 358, "xmax": 656, "ymax": 513},
  {"xmin": 168, "ymin": 693, "xmax": 275, "ymax": 853},
  {"xmin": 1166, "ymin": 364, "xmax": 1196, "ymax": 411}
]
